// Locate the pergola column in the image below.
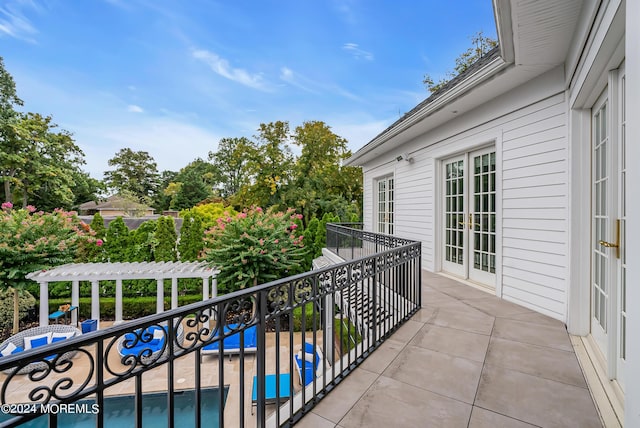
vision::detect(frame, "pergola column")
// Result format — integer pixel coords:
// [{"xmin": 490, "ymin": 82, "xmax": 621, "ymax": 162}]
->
[
  {"xmin": 115, "ymin": 279, "xmax": 123, "ymax": 324},
  {"xmin": 39, "ymin": 281, "xmax": 49, "ymax": 326},
  {"xmin": 202, "ymin": 277, "xmax": 209, "ymax": 301},
  {"xmin": 211, "ymin": 276, "xmax": 218, "ymax": 299},
  {"xmin": 171, "ymin": 277, "xmax": 178, "ymax": 310},
  {"xmin": 156, "ymin": 278, "xmax": 164, "ymax": 314},
  {"xmin": 71, "ymin": 280, "xmax": 79, "ymax": 326},
  {"xmin": 91, "ymin": 280, "xmax": 100, "ymax": 329}
]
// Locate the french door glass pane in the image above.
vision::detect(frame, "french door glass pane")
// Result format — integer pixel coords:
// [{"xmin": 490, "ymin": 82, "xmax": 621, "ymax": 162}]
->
[
  {"xmin": 473, "ymin": 151, "xmax": 496, "ymax": 273},
  {"xmin": 445, "ymin": 160, "xmax": 464, "ymax": 265},
  {"xmin": 593, "ymin": 103, "xmax": 608, "ymax": 331}
]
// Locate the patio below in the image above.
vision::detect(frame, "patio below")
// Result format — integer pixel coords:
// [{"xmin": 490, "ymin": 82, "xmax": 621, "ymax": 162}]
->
[{"xmin": 295, "ymin": 270, "xmax": 603, "ymax": 428}]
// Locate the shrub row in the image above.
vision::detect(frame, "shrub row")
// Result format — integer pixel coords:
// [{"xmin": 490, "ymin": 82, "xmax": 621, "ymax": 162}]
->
[{"xmin": 47, "ymin": 295, "xmax": 203, "ymax": 320}]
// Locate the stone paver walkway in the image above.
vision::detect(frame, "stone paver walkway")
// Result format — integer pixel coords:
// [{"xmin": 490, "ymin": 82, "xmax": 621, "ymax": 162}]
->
[{"xmin": 295, "ymin": 270, "xmax": 602, "ymax": 428}]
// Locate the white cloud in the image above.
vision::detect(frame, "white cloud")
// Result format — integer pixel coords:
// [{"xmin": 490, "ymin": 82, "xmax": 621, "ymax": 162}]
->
[
  {"xmin": 0, "ymin": 0, "xmax": 39, "ymax": 43},
  {"xmin": 343, "ymin": 43, "xmax": 373, "ymax": 61},
  {"xmin": 279, "ymin": 65, "xmax": 361, "ymax": 101},
  {"xmin": 127, "ymin": 104, "xmax": 144, "ymax": 113},
  {"xmin": 192, "ymin": 48, "xmax": 270, "ymax": 91},
  {"xmin": 75, "ymin": 116, "xmax": 222, "ymax": 178}
]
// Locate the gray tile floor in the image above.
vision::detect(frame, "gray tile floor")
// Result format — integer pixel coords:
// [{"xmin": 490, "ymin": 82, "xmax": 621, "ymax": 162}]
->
[{"xmin": 296, "ymin": 270, "xmax": 602, "ymax": 428}]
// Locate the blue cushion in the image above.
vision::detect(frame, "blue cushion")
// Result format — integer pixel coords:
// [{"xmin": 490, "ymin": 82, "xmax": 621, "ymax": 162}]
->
[
  {"xmin": 252, "ymin": 373, "xmax": 291, "ymax": 402},
  {"xmin": 29, "ymin": 336, "xmax": 49, "ymax": 348},
  {"xmin": 12, "ymin": 346, "xmax": 23, "ymax": 355},
  {"xmin": 51, "ymin": 336, "xmax": 66, "ymax": 343},
  {"xmin": 203, "ymin": 324, "xmax": 257, "ymax": 352},
  {"xmin": 303, "ymin": 342, "xmax": 315, "ymax": 354}
]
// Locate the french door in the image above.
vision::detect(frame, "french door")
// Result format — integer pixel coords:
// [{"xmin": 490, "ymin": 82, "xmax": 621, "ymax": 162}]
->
[
  {"xmin": 442, "ymin": 147, "xmax": 496, "ymax": 287},
  {"xmin": 591, "ymin": 64, "xmax": 626, "ymax": 390},
  {"xmin": 376, "ymin": 175, "xmax": 394, "ymax": 234}
]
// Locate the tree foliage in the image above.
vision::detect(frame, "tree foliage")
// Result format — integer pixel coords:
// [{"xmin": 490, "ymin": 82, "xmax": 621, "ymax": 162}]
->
[
  {"xmin": 178, "ymin": 213, "xmax": 204, "ymax": 261},
  {"xmin": 204, "ymin": 207, "xmax": 306, "ymax": 292},
  {"xmin": 208, "ymin": 137, "xmax": 257, "ymax": 199},
  {"xmin": 104, "ymin": 217, "xmax": 130, "ymax": 262},
  {"xmin": 154, "ymin": 216, "xmax": 177, "ymax": 261},
  {"xmin": 1, "ymin": 113, "xmax": 85, "ymax": 208},
  {"xmin": 423, "ymin": 31, "xmax": 497, "ymax": 93},
  {"xmin": 104, "ymin": 148, "xmax": 160, "ymax": 200}
]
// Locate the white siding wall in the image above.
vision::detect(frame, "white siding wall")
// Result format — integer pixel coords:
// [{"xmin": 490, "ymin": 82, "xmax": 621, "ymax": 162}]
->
[{"xmin": 360, "ymin": 72, "xmax": 568, "ymax": 321}]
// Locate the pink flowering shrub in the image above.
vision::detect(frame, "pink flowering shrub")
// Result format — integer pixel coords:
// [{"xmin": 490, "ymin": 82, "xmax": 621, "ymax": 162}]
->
[
  {"xmin": 203, "ymin": 207, "xmax": 307, "ymax": 292},
  {"xmin": 0, "ymin": 205, "xmax": 97, "ymax": 292}
]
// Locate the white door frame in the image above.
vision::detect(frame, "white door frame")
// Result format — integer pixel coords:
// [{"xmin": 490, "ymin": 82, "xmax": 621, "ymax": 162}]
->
[{"xmin": 439, "ymin": 145, "xmax": 497, "ymax": 289}]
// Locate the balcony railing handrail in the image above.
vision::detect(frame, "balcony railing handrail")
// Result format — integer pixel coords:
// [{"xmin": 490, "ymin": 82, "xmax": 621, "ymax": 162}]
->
[{"xmin": 0, "ymin": 224, "xmax": 421, "ymax": 428}]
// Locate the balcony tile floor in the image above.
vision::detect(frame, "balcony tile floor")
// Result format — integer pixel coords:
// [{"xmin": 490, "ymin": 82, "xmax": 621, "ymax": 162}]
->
[{"xmin": 297, "ymin": 270, "xmax": 603, "ymax": 428}]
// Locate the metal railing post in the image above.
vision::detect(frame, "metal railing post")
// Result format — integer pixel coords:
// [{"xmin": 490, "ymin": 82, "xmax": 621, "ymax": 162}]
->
[{"xmin": 256, "ymin": 290, "xmax": 267, "ymax": 427}]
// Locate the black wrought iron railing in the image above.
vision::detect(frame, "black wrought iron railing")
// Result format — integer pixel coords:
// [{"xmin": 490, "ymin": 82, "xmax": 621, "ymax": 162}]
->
[
  {"xmin": 0, "ymin": 225, "xmax": 421, "ymax": 428},
  {"xmin": 326, "ymin": 223, "xmax": 416, "ymax": 261}
]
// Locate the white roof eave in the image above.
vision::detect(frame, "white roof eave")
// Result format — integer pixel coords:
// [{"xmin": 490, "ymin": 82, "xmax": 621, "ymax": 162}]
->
[{"xmin": 346, "ymin": 55, "xmax": 510, "ymax": 166}]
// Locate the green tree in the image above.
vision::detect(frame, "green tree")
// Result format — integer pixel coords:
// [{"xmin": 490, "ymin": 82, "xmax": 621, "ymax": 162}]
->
[
  {"xmin": 0, "ymin": 57, "xmax": 23, "ymax": 204},
  {"xmin": 178, "ymin": 213, "xmax": 204, "ymax": 261},
  {"xmin": 1, "ymin": 113, "xmax": 85, "ymax": 208},
  {"xmin": 170, "ymin": 169, "xmax": 211, "ymax": 210},
  {"xmin": 153, "ymin": 170, "xmax": 178, "ymax": 212},
  {"xmin": 154, "ymin": 216, "xmax": 177, "ymax": 261},
  {"xmin": 70, "ymin": 170, "xmax": 105, "ymax": 209},
  {"xmin": 287, "ymin": 121, "xmax": 362, "ymax": 224},
  {"xmin": 423, "ymin": 31, "xmax": 497, "ymax": 93},
  {"xmin": 242, "ymin": 121, "xmax": 294, "ymax": 207},
  {"xmin": 128, "ymin": 219, "xmax": 157, "ymax": 262},
  {"xmin": 204, "ymin": 207, "xmax": 306, "ymax": 292},
  {"xmin": 180, "ymin": 202, "xmax": 236, "ymax": 231},
  {"xmin": 0, "ymin": 204, "xmax": 95, "ymax": 332},
  {"xmin": 104, "ymin": 148, "xmax": 160, "ymax": 200},
  {"xmin": 208, "ymin": 137, "xmax": 257, "ymax": 199},
  {"xmin": 104, "ymin": 217, "xmax": 130, "ymax": 262},
  {"xmin": 90, "ymin": 212, "xmax": 106, "ymax": 239}
]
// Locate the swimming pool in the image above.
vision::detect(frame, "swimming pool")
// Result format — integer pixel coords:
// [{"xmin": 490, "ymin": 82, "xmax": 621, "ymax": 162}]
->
[{"xmin": 0, "ymin": 387, "xmax": 228, "ymax": 427}]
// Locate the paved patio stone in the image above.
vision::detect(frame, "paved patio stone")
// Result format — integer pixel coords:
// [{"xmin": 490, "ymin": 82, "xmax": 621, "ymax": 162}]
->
[
  {"xmin": 468, "ymin": 407, "xmax": 537, "ymax": 428},
  {"xmin": 485, "ymin": 336, "xmax": 587, "ymax": 388},
  {"xmin": 295, "ymin": 412, "xmax": 337, "ymax": 428},
  {"xmin": 339, "ymin": 376, "xmax": 472, "ymax": 428},
  {"xmin": 426, "ymin": 306, "xmax": 495, "ymax": 335},
  {"xmin": 476, "ymin": 364, "xmax": 601, "ymax": 428},
  {"xmin": 492, "ymin": 318, "xmax": 573, "ymax": 352},
  {"xmin": 383, "ymin": 345, "xmax": 483, "ymax": 404},
  {"xmin": 411, "ymin": 324, "xmax": 490, "ymax": 362},
  {"xmin": 498, "ymin": 310, "xmax": 566, "ymax": 328},
  {"xmin": 385, "ymin": 319, "xmax": 422, "ymax": 343},
  {"xmin": 311, "ymin": 368, "xmax": 378, "ymax": 423},
  {"xmin": 438, "ymin": 284, "xmax": 493, "ymax": 300},
  {"xmin": 299, "ymin": 270, "xmax": 602, "ymax": 428},
  {"xmin": 461, "ymin": 296, "xmax": 534, "ymax": 317},
  {"xmin": 358, "ymin": 339, "xmax": 405, "ymax": 374}
]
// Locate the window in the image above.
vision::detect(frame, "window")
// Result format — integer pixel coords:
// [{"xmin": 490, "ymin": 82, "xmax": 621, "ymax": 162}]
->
[{"xmin": 376, "ymin": 176, "xmax": 394, "ymax": 234}]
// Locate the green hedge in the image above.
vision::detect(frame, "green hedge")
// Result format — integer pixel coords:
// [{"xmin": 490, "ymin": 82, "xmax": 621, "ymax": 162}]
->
[
  {"xmin": 334, "ymin": 317, "xmax": 361, "ymax": 353},
  {"xmin": 292, "ymin": 304, "xmax": 320, "ymax": 332},
  {"xmin": 47, "ymin": 294, "xmax": 203, "ymax": 320}
]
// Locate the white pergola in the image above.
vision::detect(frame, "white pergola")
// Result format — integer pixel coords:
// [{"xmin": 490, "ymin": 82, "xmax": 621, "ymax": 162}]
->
[{"xmin": 26, "ymin": 262, "xmax": 219, "ymax": 328}]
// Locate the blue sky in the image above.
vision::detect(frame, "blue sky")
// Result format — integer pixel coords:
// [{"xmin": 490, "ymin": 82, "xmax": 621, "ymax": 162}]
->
[{"xmin": 1, "ymin": 0, "xmax": 496, "ymax": 179}]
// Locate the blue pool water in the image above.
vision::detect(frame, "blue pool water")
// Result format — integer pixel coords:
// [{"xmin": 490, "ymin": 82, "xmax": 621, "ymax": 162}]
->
[{"xmin": 0, "ymin": 387, "xmax": 228, "ymax": 427}]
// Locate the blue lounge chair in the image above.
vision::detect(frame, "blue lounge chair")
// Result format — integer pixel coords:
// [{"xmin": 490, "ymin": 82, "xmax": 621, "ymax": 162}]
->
[
  {"xmin": 251, "ymin": 373, "xmax": 291, "ymax": 414},
  {"xmin": 202, "ymin": 324, "xmax": 258, "ymax": 358},
  {"xmin": 117, "ymin": 323, "xmax": 184, "ymax": 364},
  {"xmin": 294, "ymin": 342, "xmax": 324, "ymax": 386}
]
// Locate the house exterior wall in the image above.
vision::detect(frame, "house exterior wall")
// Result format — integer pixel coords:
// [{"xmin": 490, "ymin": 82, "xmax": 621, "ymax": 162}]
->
[
  {"xmin": 360, "ymin": 67, "xmax": 569, "ymax": 321},
  {"xmin": 624, "ymin": 0, "xmax": 639, "ymax": 423}
]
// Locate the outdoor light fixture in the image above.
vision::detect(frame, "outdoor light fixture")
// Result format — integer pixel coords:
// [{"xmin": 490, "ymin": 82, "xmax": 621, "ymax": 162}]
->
[{"xmin": 396, "ymin": 152, "xmax": 413, "ymax": 163}]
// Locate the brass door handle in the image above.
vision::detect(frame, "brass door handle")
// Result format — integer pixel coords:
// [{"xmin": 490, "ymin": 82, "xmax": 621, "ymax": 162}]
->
[
  {"xmin": 598, "ymin": 219, "xmax": 621, "ymax": 258},
  {"xmin": 458, "ymin": 214, "xmax": 474, "ymax": 230}
]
